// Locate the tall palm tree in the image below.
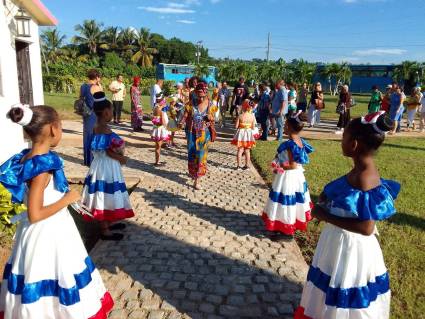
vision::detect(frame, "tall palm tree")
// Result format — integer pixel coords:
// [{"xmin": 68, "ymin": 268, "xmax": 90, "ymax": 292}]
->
[
  {"xmin": 40, "ymin": 28, "xmax": 66, "ymax": 64},
  {"xmin": 119, "ymin": 27, "xmax": 136, "ymax": 49},
  {"xmin": 72, "ymin": 20, "xmax": 104, "ymax": 55},
  {"xmin": 132, "ymin": 28, "xmax": 158, "ymax": 67},
  {"xmin": 101, "ymin": 26, "xmax": 121, "ymax": 51}
]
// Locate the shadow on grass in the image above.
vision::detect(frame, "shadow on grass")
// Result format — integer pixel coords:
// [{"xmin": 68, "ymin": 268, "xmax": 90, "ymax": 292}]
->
[{"xmin": 388, "ymin": 212, "xmax": 425, "ymax": 231}]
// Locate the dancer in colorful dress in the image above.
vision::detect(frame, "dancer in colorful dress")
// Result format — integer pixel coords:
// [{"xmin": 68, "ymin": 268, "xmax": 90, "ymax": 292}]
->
[
  {"xmin": 0, "ymin": 104, "xmax": 113, "ymax": 318},
  {"xmin": 151, "ymin": 92, "xmax": 171, "ymax": 165},
  {"xmin": 81, "ymin": 92, "xmax": 134, "ymax": 241},
  {"xmin": 261, "ymin": 112, "xmax": 314, "ymax": 238},
  {"xmin": 180, "ymin": 82, "xmax": 215, "ymax": 190},
  {"xmin": 231, "ymin": 99, "xmax": 258, "ymax": 170},
  {"xmin": 295, "ymin": 111, "xmax": 399, "ymax": 319},
  {"xmin": 130, "ymin": 76, "xmax": 143, "ymax": 132}
]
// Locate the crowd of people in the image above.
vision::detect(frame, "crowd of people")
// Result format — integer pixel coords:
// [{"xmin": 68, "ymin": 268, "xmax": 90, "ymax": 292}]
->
[{"xmin": 0, "ymin": 66, "xmax": 411, "ymax": 319}]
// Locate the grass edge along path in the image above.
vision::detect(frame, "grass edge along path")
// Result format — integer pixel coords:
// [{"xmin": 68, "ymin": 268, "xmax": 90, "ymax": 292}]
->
[{"xmin": 251, "ymin": 137, "xmax": 425, "ymax": 319}]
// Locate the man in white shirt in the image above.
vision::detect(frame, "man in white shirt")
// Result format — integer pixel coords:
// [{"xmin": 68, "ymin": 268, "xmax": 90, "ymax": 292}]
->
[
  {"xmin": 109, "ymin": 74, "xmax": 126, "ymax": 124},
  {"xmin": 150, "ymin": 79, "xmax": 163, "ymax": 109}
]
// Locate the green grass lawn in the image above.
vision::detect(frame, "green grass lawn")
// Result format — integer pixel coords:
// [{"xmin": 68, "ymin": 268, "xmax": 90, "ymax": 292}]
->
[
  {"xmin": 44, "ymin": 91, "xmax": 372, "ymax": 121},
  {"xmin": 44, "ymin": 92, "xmax": 153, "ymax": 120},
  {"xmin": 318, "ymin": 93, "xmax": 370, "ymax": 120},
  {"xmin": 252, "ymin": 137, "xmax": 425, "ymax": 319}
]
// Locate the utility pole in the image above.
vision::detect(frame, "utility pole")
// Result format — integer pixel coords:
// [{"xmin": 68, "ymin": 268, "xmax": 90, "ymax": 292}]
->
[
  {"xmin": 266, "ymin": 32, "xmax": 271, "ymax": 62},
  {"xmin": 196, "ymin": 40, "xmax": 203, "ymax": 64}
]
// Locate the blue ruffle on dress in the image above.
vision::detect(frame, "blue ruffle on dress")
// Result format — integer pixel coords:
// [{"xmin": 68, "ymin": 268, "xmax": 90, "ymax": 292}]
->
[
  {"xmin": 90, "ymin": 132, "xmax": 121, "ymax": 151},
  {"xmin": 0, "ymin": 149, "xmax": 69, "ymax": 203},
  {"xmin": 324, "ymin": 176, "xmax": 401, "ymax": 221},
  {"xmin": 277, "ymin": 138, "xmax": 314, "ymax": 165}
]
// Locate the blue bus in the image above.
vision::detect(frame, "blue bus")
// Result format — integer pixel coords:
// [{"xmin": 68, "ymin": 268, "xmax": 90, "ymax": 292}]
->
[
  {"xmin": 313, "ymin": 64, "xmax": 396, "ymax": 93},
  {"xmin": 156, "ymin": 63, "xmax": 218, "ymax": 87}
]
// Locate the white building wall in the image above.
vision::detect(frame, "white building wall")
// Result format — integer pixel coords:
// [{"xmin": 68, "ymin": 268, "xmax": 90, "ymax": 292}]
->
[{"xmin": 0, "ymin": 0, "xmax": 45, "ymax": 164}]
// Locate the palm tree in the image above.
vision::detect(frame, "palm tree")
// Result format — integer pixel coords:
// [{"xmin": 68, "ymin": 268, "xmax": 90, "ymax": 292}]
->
[
  {"xmin": 40, "ymin": 28, "xmax": 66, "ymax": 62},
  {"xmin": 101, "ymin": 26, "xmax": 121, "ymax": 51},
  {"xmin": 72, "ymin": 20, "xmax": 104, "ymax": 55},
  {"xmin": 132, "ymin": 28, "xmax": 158, "ymax": 67},
  {"xmin": 194, "ymin": 64, "xmax": 209, "ymax": 78}
]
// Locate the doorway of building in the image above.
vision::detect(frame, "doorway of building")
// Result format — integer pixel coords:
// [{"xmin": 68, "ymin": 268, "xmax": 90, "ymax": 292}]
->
[{"xmin": 15, "ymin": 40, "xmax": 33, "ymax": 105}]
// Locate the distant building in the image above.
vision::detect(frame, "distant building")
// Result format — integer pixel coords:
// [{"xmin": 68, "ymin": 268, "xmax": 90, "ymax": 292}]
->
[
  {"xmin": 0, "ymin": 0, "xmax": 57, "ymax": 164},
  {"xmin": 156, "ymin": 63, "xmax": 218, "ymax": 87},
  {"xmin": 313, "ymin": 64, "xmax": 396, "ymax": 93}
]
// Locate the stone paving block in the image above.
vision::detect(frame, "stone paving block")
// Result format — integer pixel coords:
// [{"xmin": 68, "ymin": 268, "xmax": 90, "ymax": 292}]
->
[{"xmin": 59, "ymin": 120, "xmax": 308, "ymax": 319}]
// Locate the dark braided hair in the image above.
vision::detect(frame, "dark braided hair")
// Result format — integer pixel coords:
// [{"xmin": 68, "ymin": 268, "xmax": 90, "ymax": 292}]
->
[
  {"xmin": 346, "ymin": 113, "xmax": 393, "ymax": 151},
  {"xmin": 8, "ymin": 105, "xmax": 59, "ymax": 139}
]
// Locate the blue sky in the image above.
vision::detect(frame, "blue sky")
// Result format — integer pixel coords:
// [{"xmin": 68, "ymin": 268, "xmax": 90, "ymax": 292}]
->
[{"xmin": 42, "ymin": 0, "xmax": 425, "ymax": 64}]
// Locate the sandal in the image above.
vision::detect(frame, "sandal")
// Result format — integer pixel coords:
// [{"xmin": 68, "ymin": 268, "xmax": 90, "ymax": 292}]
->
[{"xmin": 100, "ymin": 233, "xmax": 124, "ymax": 241}]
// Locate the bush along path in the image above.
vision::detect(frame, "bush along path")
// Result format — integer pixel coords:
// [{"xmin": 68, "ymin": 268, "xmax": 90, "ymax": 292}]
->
[{"xmin": 57, "ymin": 120, "xmax": 308, "ymax": 319}]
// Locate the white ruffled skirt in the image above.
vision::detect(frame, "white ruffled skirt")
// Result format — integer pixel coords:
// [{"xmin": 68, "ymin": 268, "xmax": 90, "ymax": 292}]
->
[
  {"xmin": 295, "ymin": 224, "xmax": 390, "ymax": 319},
  {"xmin": 81, "ymin": 151, "xmax": 134, "ymax": 222},
  {"xmin": 261, "ymin": 166, "xmax": 312, "ymax": 235},
  {"xmin": 231, "ymin": 128, "xmax": 256, "ymax": 149},
  {"xmin": 0, "ymin": 209, "xmax": 113, "ymax": 319}
]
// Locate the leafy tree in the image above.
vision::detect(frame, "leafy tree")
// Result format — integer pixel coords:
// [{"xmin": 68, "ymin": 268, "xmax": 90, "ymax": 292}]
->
[
  {"xmin": 72, "ymin": 20, "xmax": 104, "ymax": 55},
  {"xmin": 132, "ymin": 28, "xmax": 158, "ymax": 67},
  {"xmin": 101, "ymin": 26, "xmax": 121, "ymax": 51},
  {"xmin": 40, "ymin": 28, "xmax": 66, "ymax": 63},
  {"xmin": 194, "ymin": 64, "xmax": 209, "ymax": 78}
]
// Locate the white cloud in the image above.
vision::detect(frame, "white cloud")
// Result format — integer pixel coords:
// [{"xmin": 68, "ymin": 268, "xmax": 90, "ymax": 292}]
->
[
  {"xmin": 138, "ymin": 6, "xmax": 195, "ymax": 14},
  {"xmin": 176, "ymin": 19, "xmax": 196, "ymax": 24},
  {"xmin": 353, "ymin": 48, "xmax": 407, "ymax": 56},
  {"xmin": 168, "ymin": 2, "xmax": 188, "ymax": 8}
]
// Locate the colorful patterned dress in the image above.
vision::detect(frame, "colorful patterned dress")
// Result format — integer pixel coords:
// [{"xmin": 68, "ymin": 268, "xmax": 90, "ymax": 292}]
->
[
  {"xmin": 81, "ymin": 133, "xmax": 134, "ymax": 221},
  {"xmin": 0, "ymin": 150, "xmax": 113, "ymax": 319},
  {"xmin": 130, "ymin": 85, "xmax": 143, "ymax": 131},
  {"xmin": 295, "ymin": 176, "xmax": 400, "ymax": 319},
  {"xmin": 184, "ymin": 103, "xmax": 214, "ymax": 178},
  {"xmin": 261, "ymin": 139, "xmax": 314, "ymax": 235}
]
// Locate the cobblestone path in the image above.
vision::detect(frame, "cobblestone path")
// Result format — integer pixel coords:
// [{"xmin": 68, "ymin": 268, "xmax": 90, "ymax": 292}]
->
[{"xmin": 59, "ymin": 120, "xmax": 308, "ymax": 319}]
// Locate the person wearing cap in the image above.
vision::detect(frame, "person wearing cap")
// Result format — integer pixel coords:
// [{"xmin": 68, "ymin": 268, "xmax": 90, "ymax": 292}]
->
[
  {"xmin": 179, "ymin": 82, "xmax": 215, "ymax": 190},
  {"xmin": 130, "ymin": 76, "xmax": 143, "ymax": 132}
]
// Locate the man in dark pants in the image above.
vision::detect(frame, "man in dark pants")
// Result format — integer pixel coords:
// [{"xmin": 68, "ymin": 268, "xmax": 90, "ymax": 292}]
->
[
  {"xmin": 109, "ymin": 74, "xmax": 126, "ymax": 124},
  {"xmin": 230, "ymin": 77, "xmax": 250, "ymax": 120},
  {"xmin": 257, "ymin": 84, "xmax": 271, "ymax": 140}
]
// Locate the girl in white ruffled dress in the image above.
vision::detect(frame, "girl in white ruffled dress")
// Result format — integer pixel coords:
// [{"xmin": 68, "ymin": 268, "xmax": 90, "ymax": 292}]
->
[
  {"xmin": 295, "ymin": 111, "xmax": 400, "ymax": 319},
  {"xmin": 0, "ymin": 104, "xmax": 113, "ymax": 319},
  {"xmin": 151, "ymin": 92, "xmax": 171, "ymax": 165}
]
